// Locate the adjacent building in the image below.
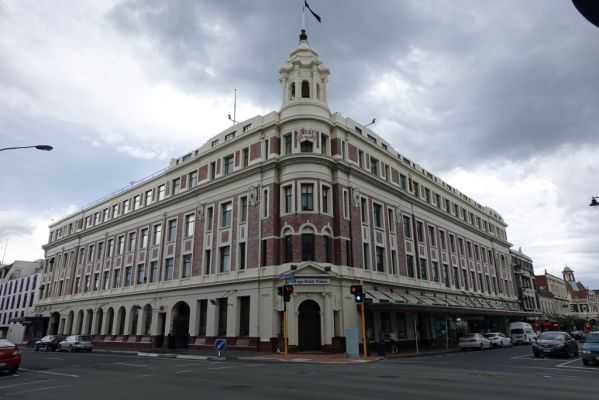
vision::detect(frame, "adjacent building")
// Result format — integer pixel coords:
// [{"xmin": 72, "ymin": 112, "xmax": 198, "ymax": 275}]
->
[
  {"xmin": 563, "ymin": 266, "xmax": 599, "ymax": 325},
  {"xmin": 0, "ymin": 260, "xmax": 45, "ymax": 343},
  {"xmin": 37, "ymin": 30, "xmax": 534, "ymax": 353},
  {"xmin": 510, "ymin": 247, "xmax": 540, "ymax": 315},
  {"xmin": 534, "ymin": 271, "xmax": 571, "ymax": 323}
]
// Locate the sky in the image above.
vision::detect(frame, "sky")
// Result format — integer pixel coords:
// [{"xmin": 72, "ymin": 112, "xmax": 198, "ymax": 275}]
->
[{"xmin": 0, "ymin": 0, "xmax": 598, "ymax": 287}]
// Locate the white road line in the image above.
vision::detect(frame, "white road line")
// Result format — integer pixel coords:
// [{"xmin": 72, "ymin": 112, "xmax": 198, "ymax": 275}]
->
[
  {"xmin": 19, "ymin": 368, "xmax": 80, "ymax": 378},
  {"xmin": 0, "ymin": 379, "xmax": 51, "ymax": 389},
  {"xmin": 132, "ymin": 374, "xmax": 155, "ymax": 378},
  {"xmin": 557, "ymin": 358, "xmax": 582, "ymax": 367},
  {"xmin": 175, "ymin": 370, "xmax": 190, "ymax": 374},
  {"xmin": 7, "ymin": 384, "xmax": 74, "ymax": 396},
  {"xmin": 510, "ymin": 354, "xmax": 535, "ymax": 359},
  {"xmin": 115, "ymin": 362, "xmax": 149, "ymax": 368},
  {"xmin": 209, "ymin": 366, "xmax": 233, "ymax": 370},
  {"xmin": 44, "ymin": 357, "xmax": 64, "ymax": 360}
]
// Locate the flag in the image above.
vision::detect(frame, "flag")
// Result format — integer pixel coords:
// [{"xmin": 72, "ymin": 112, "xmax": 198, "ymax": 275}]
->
[{"xmin": 304, "ymin": 1, "xmax": 321, "ymax": 23}]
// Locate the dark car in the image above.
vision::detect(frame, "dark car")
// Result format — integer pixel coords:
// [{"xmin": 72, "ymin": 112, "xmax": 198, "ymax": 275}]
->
[
  {"xmin": 570, "ymin": 330, "xmax": 584, "ymax": 340},
  {"xmin": 532, "ymin": 331, "xmax": 579, "ymax": 358},
  {"xmin": 581, "ymin": 331, "xmax": 599, "ymax": 366},
  {"xmin": 34, "ymin": 335, "xmax": 65, "ymax": 352},
  {"xmin": 0, "ymin": 339, "xmax": 22, "ymax": 374}
]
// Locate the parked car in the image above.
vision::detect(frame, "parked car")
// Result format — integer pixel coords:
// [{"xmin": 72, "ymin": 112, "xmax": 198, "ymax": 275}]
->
[
  {"xmin": 34, "ymin": 335, "xmax": 65, "ymax": 352},
  {"xmin": 570, "ymin": 330, "xmax": 584, "ymax": 340},
  {"xmin": 532, "ymin": 331, "xmax": 578, "ymax": 358},
  {"xmin": 58, "ymin": 335, "xmax": 94, "ymax": 352},
  {"xmin": 0, "ymin": 339, "xmax": 21, "ymax": 374},
  {"xmin": 459, "ymin": 333, "xmax": 492, "ymax": 351},
  {"xmin": 581, "ymin": 331, "xmax": 599, "ymax": 366},
  {"xmin": 510, "ymin": 322, "xmax": 536, "ymax": 345},
  {"xmin": 484, "ymin": 332, "xmax": 512, "ymax": 348}
]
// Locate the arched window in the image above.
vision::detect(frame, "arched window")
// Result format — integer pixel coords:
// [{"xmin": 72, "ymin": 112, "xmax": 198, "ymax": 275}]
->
[
  {"xmin": 301, "ymin": 80, "xmax": 310, "ymax": 98},
  {"xmin": 301, "ymin": 226, "xmax": 315, "ymax": 261},
  {"xmin": 290, "ymin": 82, "xmax": 296, "ymax": 100},
  {"xmin": 284, "ymin": 231, "xmax": 293, "ymax": 263}
]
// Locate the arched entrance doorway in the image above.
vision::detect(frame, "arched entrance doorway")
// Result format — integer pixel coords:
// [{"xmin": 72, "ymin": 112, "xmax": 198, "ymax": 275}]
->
[
  {"xmin": 171, "ymin": 302, "xmax": 190, "ymax": 349},
  {"xmin": 298, "ymin": 300, "xmax": 321, "ymax": 351}
]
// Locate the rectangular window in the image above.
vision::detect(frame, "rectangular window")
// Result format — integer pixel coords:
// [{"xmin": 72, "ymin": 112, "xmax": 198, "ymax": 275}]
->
[
  {"xmin": 153, "ymin": 224, "xmax": 162, "ymax": 246},
  {"xmin": 399, "ymin": 174, "xmax": 407, "ymax": 190},
  {"xmin": 375, "ymin": 246, "xmax": 384, "ymax": 272},
  {"xmin": 373, "ymin": 203, "xmax": 382, "ymax": 228},
  {"xmin": 453, "ymin": 266, "xmax": 460, "ymax": 289},
  {"xmin": 164, "ymin": 258, "xmax": 174, "ymax": 281},
  {"xmin": 263, "ymin": 189, "xmax": 269, "ymax": 218},
  {"xmin": 462, "ymin": 269, "xmax": 469, "ymax": 290},
  {"xmin": 285, "ymin": 134, "xmax": 292, "ymax": 154},
  {"xmin": 94, "ymin": 212, "xmax": 100, "ymax": 225},
  {"xmin": 219, "ymin": 246, "xmax": 231, "ymax": 272},
  {"xmin": 188, "ymin": 171, "xmax": 198, "ymax": 188},
  {"xmin": 103, "ymin": 271, "xmax": 110, "ymax": 290},
  {"xmin": 210, "ymin": 161, "xmax": 216, "ymax": 179},
  {"xmin": 172, "ymin": 178, "xmax": 181, "ymax": 195},
  {"xmin": 324, "ymin": 235, "xmax": 331, "ymax": 263},
  {"xmin": 363, "ymin": 243, "xmax": 370, "ymax": 270},
  {"xmin": 391, "ymin": 250, "xmax": 397, "ymax": 274},
  {"xmin": 218, "ymin": 298, "xmax": 228, "ymax": 336},
  {"xmin": 321, "ymin": 134, "xmax": 328, "ymax": 155},
  {"xmin": 388, "ymin": 209, "xmax": 395, "ymax": 233},
  {"xmin": 449, "ymin": 234, "xmax": 456, "ymax": 253},
  {"xmin": 185, "ymin": 214, "xmax": 195, "ymax": 236},
  {"xmin": 458, "ymin": 238, "xmax": 465, "ymax": 255},
  {"xmin": 167, "ymin": 219, "xmax": 177, "ymax": 241},
  {"xmin": 371, "ymin": 157, "xmax": 379, "ymax": 175},
  {"xmin": 206, "ymin": 208, "xmax": 213, "ymax": 231},
  {"xmin": 102, "ymin": 208, "xmax": 109, "ymax": 222},
  {"xmin": 182, "ymin": 254, "xmax": 192, "ymax": 278},
  {"xmin": 428, "ymin": 226, "xmax": 436, "ymax": 247},
  {"xmin": 284, "ymin": 186, "xmax": 293, "ymax": 213},
  {"xmin": 221, "ymin": 202, "xmax": 232, "ymax": 228},
  {"xmin": 124, "ymin": 266, "xmax": 132, "ymax": 287},
  {"xmin": 302, "ymin": 234, "xmax": 315, "ymax": 261},
  {"xmin": 239, "ymin": 242, "xmax": 246, "ymax": 270},
  {"xmin": 301, "ymin": 184, "xmax": 314, "ymax": 211},
  {"xmin": 128, "ymin": 232, "xmax": 136, "ymax": 252},
  {"xmin": 419, "ymin": 258, "xmax": 428, "ymax": 280},
  {"xmin": 150, "ymin": 261, "xmax": 158, "ymax": 283},
  {"xmin": 117, "ymin": 236, "xmax": 125, "ymax": 255},
  {"xmin": 145, "ymin": 189, "xmax": 153, "ymax": 205},
  {"xmin": 322, "ymin": 186, "xmax": 330, "ymax": 213},
  {"xmin": 140, "ymin": 228, "xmax": 148, "ymax": 249},
  {"xmin": 133, "ymin": 195, "xmax": 141, "ymax": 210},
  {"xmin": 343, "ymin": 190, "xmax": 349, "ymax": 219},
  {"xmin": 205, "ymin": 249, "xmax": 212, "ymax": 275},
  {"xmin": 416, "ymin": 221, "xmax": 424, "ymax": 242},
  {"xmin": 224, "ymin": 155, "xmax": 234, "ymax": 174},
  {"xmin": 240, "ymin": 196, "xmax": 248, "ymax": 223},
  {"xmin": 467, "ymin": 241, "xmax": 473, "ymax": 258},
  {"xmin": 93, "ymin": 273, "xmax": 100, "ymax": 291},
  {"xmin": 97, "ymin": 242, "xmax": 105, "ymax": 260},
  {"xmin": 123, "ymin": 199, "xmax": 130, "ymax": 214},
  {"xmin": 439, "ymin": 230, "xmax": 446, "ymax": 250},
  {"xmin": 403, "ymin": 216, "xmax": 412, "ymax": 238},
  {"xmin": 136, "ymin": 264, "xmax": 145, "ymax": 284},
  {"xmin": 84, "ymin": 275, "xmax": 90, "ymax": 292},
  {"xmin": 158, "ymin": 184, "xmax": 166, "ymax": 200},
  {"xmin": 358, "ymin": 150, "xmax": 364, "ymax": 168},
  {"xmin": 107, "ymin": 239, "xmax": 114, "ymax": 257},
  {"xmin": 87, "ymin": 245, "xmax": 94, "ymax": 262},
  {"xmin": 361, "ymin": 198, "xmax": 368, "ymax": 224},
  {"xmin": 431, "ymin": 261, "xmax": 439, "ymax": 282},
  {"xmin": 113, "ymin": 269, "xmax": 121, "ymax": 288},
  {"xmin": 242, "ymin": 148, "xmax": 249, "ymax": 167},
  {"xmin": 112, "ymin": 204, "xmax": 119, "ymax": 218}
]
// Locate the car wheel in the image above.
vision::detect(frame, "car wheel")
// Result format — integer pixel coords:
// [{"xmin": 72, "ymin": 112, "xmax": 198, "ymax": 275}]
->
[
  {"xmin": 44, "ymin": 345, "xmax": 49, "ymax": 352},
  {"xmin": 499, "ymin": 341, "xmax": 504, "ymax": 348},
  {"xmin": 68, "ymin": 345, "xmax": 73, "ymax": 353},
  {"xmin": 480, "ymin": 343, "xmax": 484, "ymax": 351},
  {"xmin": 34, "ymin": 346, "xmax": 38, "ymax": 352},
  {"xmin": 461, "ymin": 348, "xmax": 466, "ymax": 351},
  {"xmin": 564, "ymin": 349, "xmax": 570, "ymax": 358},
  {"xmin": 533, "ymin": 352, "xmax": 541, "ymax": 358},
  {"xmin": 583, "ymin": 359, "xmax": 590, "ymax": 365},
  {"xmin": 8, "ymin": 367, "xmax": 18, "ymax": 374}
]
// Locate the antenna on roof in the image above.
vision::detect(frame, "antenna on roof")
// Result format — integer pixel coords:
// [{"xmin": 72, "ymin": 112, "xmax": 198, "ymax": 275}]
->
[{"xmin": 228, "ymin": 89, "xmax": 238, "ymax": 125}]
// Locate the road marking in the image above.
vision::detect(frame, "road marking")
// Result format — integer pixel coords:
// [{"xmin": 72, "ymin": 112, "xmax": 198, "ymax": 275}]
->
[
  {"xmin": 6, "ymin": 384, "xmax": 74, "ymax": 396},
  {"xmin": 115, "ymin": 362, "xmax": 149, "ymax": 368},
  {"xmin": 557, "ymin": 358, "xmax": 581, "ymax": 367},
  {"xmin": 132, "ymin": 374, "xmax": 155, "ymax": 378},
  {"xmin": 19, "ymin": 368, "xmax": 80, "ymax": 378},
  {"xmin": 175, "ymin": 370, "xmax": 190, "ymax": 374},
  {"xmin": 0, "ymin": 380, "xmax": 51, "ymax": 389},
  {"xmin": 209, "ymin": 366, "xmax": 233, "ymax": 370},
  {"xmin": 510, "ymin": 354, "xmax": 535, "ymax": 359},
  {"xmin": 44, "ymin": 357, "xmax": 64, "ymax": 360}
]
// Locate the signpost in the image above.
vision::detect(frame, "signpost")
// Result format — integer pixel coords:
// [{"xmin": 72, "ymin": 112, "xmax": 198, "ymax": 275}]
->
[{"xmin": 214, "ymin": 338, "xmax": 226, "ymax": 357}]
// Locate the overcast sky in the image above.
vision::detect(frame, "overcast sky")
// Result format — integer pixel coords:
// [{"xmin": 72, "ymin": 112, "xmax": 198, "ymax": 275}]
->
[{"xmin": 1, "ymin": 0, "xmax": 598, "ymax": 287}]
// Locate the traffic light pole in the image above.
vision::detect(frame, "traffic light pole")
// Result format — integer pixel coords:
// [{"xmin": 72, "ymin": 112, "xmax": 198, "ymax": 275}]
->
[
  {"xmin": 284, "ymin": 301, "xmax": 289, "ymax": 359},
  {"xmin": 360, "ymin": 279, "xmax": 367, "ymax": 358}
]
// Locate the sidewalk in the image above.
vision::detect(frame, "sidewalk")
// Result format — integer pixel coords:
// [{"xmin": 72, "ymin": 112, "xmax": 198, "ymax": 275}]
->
[{"xmin": 89, "ymin": 344, "xmax": 461, "ymax": 364}]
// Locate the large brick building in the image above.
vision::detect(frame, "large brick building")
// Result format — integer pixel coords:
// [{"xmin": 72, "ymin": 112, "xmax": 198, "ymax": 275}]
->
[{"xmin": 38, "ymin": 30, "xmax": 535, "ymax": 352}]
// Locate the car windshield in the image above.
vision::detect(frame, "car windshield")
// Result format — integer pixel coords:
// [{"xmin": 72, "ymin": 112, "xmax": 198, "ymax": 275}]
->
[
  {"xmin": 79, "ymin": 336, "xmax": 91, "ymax": 341},
  {"xmin": 538, "ymin": 332, "xmax": 565, "ymax": 341},
  {"xmin": 511, "ymin": 328, "xmax": 524, "ymax": 334},
  {"xmin": 585, "ymin": 333, "xmax": 599, "ymax": 343},
  {"xmin": 0, "ymin": 339, "xmax": 15, "ymax": 348}
]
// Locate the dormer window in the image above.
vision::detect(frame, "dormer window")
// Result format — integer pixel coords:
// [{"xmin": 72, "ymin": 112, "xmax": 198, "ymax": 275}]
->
[{"xmin": 301, "ymin": 80, "xmax": 310, "ymax": 98}]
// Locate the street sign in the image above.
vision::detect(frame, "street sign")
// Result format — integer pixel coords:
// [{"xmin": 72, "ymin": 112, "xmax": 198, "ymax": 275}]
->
[
  {"xmin": 279, "ymin": 273, "xmax": 295, "ymax": 280},
  {"xmin": 214, "ymin": 338, "xmax": 226, "ymax": 357}
]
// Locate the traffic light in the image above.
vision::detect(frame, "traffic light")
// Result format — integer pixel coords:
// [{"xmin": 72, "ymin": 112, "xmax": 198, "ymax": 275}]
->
[
  {"xmin": 350, "ymin": 284, "xmax": 364, "ymax": 303},
  {"xmin": 277, "ymin": 286, "xmax": 283, "ymax": 296},
  {"xmin": 283, "ymin": 284, "xmax": 294, "ymax": 302}
]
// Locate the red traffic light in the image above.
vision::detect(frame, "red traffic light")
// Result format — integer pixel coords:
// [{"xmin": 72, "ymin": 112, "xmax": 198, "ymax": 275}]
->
[
  {"xmin": 350, "ymin": 284, "xmax": 364, "ymax": 303},
  {"xmin": 283, "ymin": 284, "xmax": 294, "ymax": 302}
]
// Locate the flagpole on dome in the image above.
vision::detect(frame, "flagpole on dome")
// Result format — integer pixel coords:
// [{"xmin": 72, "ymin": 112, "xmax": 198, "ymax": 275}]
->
[{"xmin": 301, "ymin": 0, "xmax": 306, "ymax": 31}]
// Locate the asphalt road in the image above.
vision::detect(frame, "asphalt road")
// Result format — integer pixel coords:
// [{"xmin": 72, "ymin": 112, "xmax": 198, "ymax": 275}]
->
[{"xmin": 1, "ymin": 345, "xmax": 598, "ymax": 400}]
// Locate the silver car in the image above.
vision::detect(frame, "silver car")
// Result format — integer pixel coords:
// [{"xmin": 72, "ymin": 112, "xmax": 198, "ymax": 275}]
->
[{"xmin": 58, "ymin": 335, "xmax": 94, "ymax": 352}]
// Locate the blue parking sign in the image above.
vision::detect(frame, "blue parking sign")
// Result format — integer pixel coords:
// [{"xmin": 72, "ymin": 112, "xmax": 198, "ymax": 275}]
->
[{"xmin": 214, "ymin": 338, "xmax": 226, "ymax": 356}]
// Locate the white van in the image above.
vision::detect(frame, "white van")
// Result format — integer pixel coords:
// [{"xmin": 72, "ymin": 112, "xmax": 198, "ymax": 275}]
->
[{"xmin": 510, "ymin": 322, "xmax": 537, "ymax": 344}]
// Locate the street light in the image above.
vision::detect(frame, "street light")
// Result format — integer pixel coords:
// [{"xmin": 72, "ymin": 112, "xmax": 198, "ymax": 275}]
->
[
  {"xmin": 364, "ymin": 118, "xmax": 376, "ymax": 127},
  {"xmin": 0, "ymin": 145, "xmax": 53, "ymax": 152},
  {"xmin": 590, "ymin": 196, "xmax": 599, "ymax": 207}
]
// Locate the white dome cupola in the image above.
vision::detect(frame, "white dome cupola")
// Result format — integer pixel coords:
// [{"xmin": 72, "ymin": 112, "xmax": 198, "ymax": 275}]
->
[{"xmin": 279, "ymin": 30, "xmax": 330, "ymax": 116}]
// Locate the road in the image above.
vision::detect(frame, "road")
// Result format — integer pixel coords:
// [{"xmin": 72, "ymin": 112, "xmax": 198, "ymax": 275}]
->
[{"xmin": 1, "ymin": 345, "xmax": 598, "ymax": 399}]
